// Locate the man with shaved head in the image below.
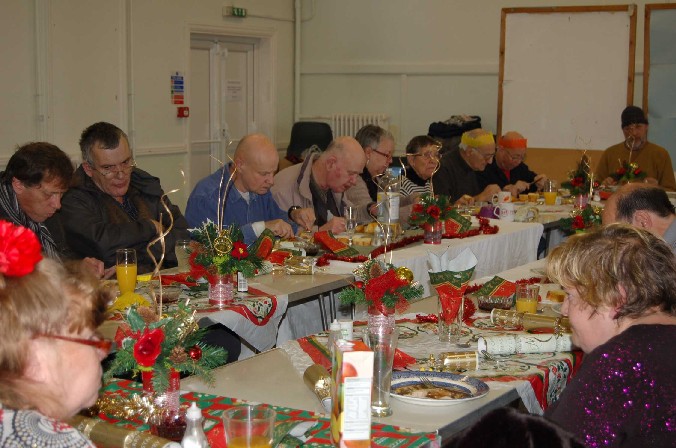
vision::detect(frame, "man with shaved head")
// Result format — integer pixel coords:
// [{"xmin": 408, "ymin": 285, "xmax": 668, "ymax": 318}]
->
[
  {"xmin": 272, "ymin": 136, "xmax": 366, "ymax": 233},
  {"xmin": 186, "ymin": 133, "xmax": 309, "ymax": 243},
  {"xmin": 477, "ymin": 131, "xmax": 548, "ymax": 197},
  {"xmin": 602, "ymin": 183, "xmax": 676, "ymax": 254}
]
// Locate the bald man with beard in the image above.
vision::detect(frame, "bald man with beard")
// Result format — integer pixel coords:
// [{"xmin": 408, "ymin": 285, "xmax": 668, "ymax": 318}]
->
[{"xmin": 185, "ymin": 134, "xmax": 310, "ymax": 244}]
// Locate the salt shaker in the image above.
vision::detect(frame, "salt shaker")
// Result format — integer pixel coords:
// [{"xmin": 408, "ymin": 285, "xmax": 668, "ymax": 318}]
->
[{"xmin": 181, "ymin": 402, "xmax": 209, "ymax": 447}]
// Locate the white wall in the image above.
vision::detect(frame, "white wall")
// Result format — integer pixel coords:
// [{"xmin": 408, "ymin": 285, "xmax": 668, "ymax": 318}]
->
[
  {"xmin": 1, "ymin": 0, "xmax": 672, "ymax": 208},
  {"xmin": 298, "ymin": 0, "xmax": 668, "ymax": 152}
]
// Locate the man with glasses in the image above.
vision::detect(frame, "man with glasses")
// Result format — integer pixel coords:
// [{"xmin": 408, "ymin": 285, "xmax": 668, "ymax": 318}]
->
[
  {"xmin": 433, "ymin": 128, "xmax": 501, "ymax": 204},
  {"xmin": 0, "ymin": 142, "xmax": 106, "ymax": 277},
  {"xmin": 60, "ymin": 122, "xmax": 189, "ymax": 273},
  {"xmin": 595, "ymin": 106, "xmax": 675, "ymax": 191},
  {"xmin": 346, "ymin": 124, "xmax": 418, "ymax": 223},
  {"xmin": 477, "ymin": 131, "xmax": 548, "ymax": 197}
]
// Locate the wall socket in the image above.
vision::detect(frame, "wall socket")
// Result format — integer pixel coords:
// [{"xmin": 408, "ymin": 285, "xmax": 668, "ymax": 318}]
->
[{"xmin": 223, "ymin": 6, "xmax": 247, "ymax": 18}]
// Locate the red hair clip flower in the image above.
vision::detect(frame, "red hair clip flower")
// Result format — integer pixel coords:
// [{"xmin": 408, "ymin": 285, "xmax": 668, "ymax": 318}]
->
[{"xmin": 0, "ymin": 220, "xmax": 43, "ymax": 277}]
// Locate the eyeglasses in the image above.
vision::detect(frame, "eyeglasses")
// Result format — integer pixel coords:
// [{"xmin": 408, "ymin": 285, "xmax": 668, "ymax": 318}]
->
[
  {"xmin": 89, "ymin": 158, "xmax": 136, "ymax": 178},
  {"xmin": 408, "ymin": 151, "xmax": 440, "ymax": 161},
  {"xmin": 472, "ymin": 147, "xmax": 496, "ymax": 161},
  {"xmin": 371, "ymin": 148, "xmax": 393, "ymax": 161},
  {"xmin": 499, "ymin": 148, "xmax": 526, "ymax": 162},
  {"xmin": 38, "ymin": 333, "xmax": 114, "ymax": 354}
]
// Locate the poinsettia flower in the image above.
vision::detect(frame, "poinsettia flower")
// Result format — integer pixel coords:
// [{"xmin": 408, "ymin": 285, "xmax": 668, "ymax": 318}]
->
[
  {"xmin": 133, "ymin": 328, "xmax": 165, "ymax": 367},
  {"xmin": 426, "ymin": 205, "xmax": 441, "ymax": 220},
  {"xmin": 0, "ymin": 220, "xmax": 43, "ymax": 277},
  {"xmin": 230, "ymin": 241, "xmax": 249, "ymax": 260},
  {"xmin": 634, "ymin": 168, "xmax": 641, "ymax": 175}
]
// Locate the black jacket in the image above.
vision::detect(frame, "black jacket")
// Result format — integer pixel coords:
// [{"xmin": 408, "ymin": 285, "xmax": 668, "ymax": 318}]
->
[
  {"xmin": 476, "ymin": 159, "xmax": 538, "ymax": 193},
  {"xmin": 60, "ymin": 166, "xmax": 189, "ymax": 273}
]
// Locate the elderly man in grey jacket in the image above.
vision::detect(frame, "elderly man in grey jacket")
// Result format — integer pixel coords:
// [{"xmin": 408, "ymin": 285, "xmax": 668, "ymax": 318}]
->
[{"xmin": 271, "ymin": 136, "xmax": 366, "ymax": 234}]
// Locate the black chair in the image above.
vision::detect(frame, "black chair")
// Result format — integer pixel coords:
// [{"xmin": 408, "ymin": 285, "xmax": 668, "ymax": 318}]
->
[{"xmin": 286, "ymin": 121, "xmax": 333, "ymax": 162}]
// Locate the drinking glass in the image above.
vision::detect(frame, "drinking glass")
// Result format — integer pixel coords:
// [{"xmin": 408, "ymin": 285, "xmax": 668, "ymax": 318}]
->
[
  {"xmin": 515, "ymin": 284, "xmax": 539, "ymax": 314},
  {"xmin": 343, "ymin": 205, "xmax": 357, "ymax": 246},
  {"xmin": 543, "ymin": 180, "xmax": 558, "ymax": 205},
  {"xmin": 223, "ymin": 405, "xmax": 276, "ymax": 448},
  {"xmin": 174, "ymin": 239, "xmax": 191, "ymax": 272},
  {"xmin": 116, "ymin": 248, "xmax": 137, "ymax": 295},
  {"xmin": 365, "ymin": 327, "xmax": 398, "ymax": 417}
]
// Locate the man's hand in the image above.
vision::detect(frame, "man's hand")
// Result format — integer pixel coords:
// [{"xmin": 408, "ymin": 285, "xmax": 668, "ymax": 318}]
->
[
  {"xmin": 533, "ymin": 174, "xmax": 548, "ymax": 190},
  {"xmin": 81, "ymin": 257, "xmax": 106, "ymax": 278},
  {"xmin": 290, "ymin": 207, "xmax": 315, "ymax": 231},
  {"xmin": 318, "ymin": 216, "xmax": 346, "ymax": 234},
  {"xmin": 503, "ymin": 184, "xmax": 521, "ymax": 197},
  {"xmin": 264, "ymin": 219, "xmax": 294, "ymax": 239},
  {"xmin": 476, "ymin": 184, "xmax": 501, "ymax": 202},
  {"xmin": 454, "ymin": 194, "xmax": 475, "ymax": 206}
]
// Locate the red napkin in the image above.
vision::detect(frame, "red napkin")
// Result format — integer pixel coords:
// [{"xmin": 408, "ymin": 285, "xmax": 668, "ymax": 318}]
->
[
  {"xmin": 393, "ymin": 349, "xmax": 417, "ymax": 369},
  {"xmin": 157, "ymin": 273, "xmax": 198, "ymax": 287}
]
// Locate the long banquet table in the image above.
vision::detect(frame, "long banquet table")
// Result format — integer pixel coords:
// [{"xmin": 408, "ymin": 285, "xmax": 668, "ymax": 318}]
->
[
  {"xmin": 182, "ymin": 258, "xmax": 582, "ymax": 443},
  {"xmin": 100, "ymin": 220, "xmax": 544, "ymax": 360}
]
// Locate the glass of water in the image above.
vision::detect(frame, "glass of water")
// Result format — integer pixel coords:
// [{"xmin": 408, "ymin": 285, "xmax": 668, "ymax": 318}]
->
[{"xmin": 343, "ymin": 205, "xmax": 357, "ymax": 246}]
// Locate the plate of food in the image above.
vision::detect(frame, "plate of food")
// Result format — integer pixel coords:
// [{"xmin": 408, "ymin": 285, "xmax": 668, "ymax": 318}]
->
[{"xmin": 390, "ymin": 371, "xmax": 489, "ymax": 406}]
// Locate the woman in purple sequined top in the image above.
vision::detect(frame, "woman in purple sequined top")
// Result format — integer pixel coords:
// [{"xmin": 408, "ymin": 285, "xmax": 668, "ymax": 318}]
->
[{"xmin": 545, "ymin": 224, "xmax": 676, "ymax": 447}]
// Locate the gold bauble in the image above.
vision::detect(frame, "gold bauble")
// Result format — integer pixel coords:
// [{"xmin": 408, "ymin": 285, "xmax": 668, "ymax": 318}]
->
[{"xmin": 395, "ymin": 267, "xmax": 414, "ymax": 283}]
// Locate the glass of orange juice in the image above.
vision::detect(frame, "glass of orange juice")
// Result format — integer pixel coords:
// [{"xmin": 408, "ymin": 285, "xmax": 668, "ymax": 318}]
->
[
  {"xmin": 116, "ymin": 248, "xmax": 137, "ymax": 295},
  {"xmin": 223, "ymin": 405, "xmax": 276, "ymax": 448},
  {"xmin": 515, "ymin": 284, "xmax": 539, "ymax": 314}
]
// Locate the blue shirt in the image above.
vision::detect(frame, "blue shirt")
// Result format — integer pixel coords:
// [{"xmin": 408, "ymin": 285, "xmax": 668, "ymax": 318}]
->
[{"xmin": 185, "ymin": 165, "xmax": 295, "ymax": 244}]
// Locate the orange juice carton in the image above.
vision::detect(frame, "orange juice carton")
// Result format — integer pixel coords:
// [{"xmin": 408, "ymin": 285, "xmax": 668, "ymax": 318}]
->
[{"xmin": 330, "ymin": 340, "xmax": 374, "ymax": 447}]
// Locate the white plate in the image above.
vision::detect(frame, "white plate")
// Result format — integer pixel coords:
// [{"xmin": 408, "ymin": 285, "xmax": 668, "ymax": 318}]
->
[{"xmin": 390, "ymin": 371, "xmax": 489, "ymax": 407}]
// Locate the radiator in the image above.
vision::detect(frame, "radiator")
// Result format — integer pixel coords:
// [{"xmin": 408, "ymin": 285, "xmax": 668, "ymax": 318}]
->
[{"xmin": 331, "ymin": 113, "xmax": 389, "ymax": 136}]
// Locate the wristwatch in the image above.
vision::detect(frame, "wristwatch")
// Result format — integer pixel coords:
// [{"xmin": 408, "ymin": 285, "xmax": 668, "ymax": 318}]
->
[{"xmin": 288, "ymin": 205, "xmax": 301, "ymax": 220}]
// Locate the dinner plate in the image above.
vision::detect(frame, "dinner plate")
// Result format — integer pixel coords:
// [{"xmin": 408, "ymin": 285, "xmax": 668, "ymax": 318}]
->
[{"xmin": 390, "ymin": 371, "xmax": 489, "ymax": 406}]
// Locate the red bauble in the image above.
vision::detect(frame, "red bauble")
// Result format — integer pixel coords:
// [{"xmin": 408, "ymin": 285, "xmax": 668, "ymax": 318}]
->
[
  {"xmin": 353, "ymin": 281, "xmax": 364, "ymax": 289},
  {"xmin": 188, "ymin": 345, "xmax": 202, "ymax": 361}
]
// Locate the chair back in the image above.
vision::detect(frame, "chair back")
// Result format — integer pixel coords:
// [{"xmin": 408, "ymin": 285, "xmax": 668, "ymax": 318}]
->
[{"xmin": 287, "ymin": 122, "xmax": 333, "ymax": 159}]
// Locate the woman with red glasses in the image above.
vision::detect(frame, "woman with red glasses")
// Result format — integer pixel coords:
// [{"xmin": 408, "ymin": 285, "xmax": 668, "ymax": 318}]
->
[{"xmin": 0, "ymin": 220, "xmax": 112, "ymax": 447}]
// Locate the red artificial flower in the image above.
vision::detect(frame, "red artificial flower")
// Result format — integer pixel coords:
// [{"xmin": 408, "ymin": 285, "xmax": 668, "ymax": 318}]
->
[
  {"xmin": 0, "ymin": 220, "xmax": 43, "ymax": 277},
  {"xmin": 634, "ymin": 168, "xmax": 642, "ymax": 175},
  {"xmin": 572, "ymin": 215, "xmax": 585, "ymax": 230},
  {"xmin": 133, "ymin": 328, "xmax": 165, "ymax": 367},
  {"xmin": 426, "ymin": 205, "xmax": 441, "ymax": 220},
  {"xmin": 616, "ymin": 167, "xmax": 627, "ymax": 176},
  {"xmin": 230, "ymin": 241, "xmax": 249, "ymax": 260},
  {"xmin": 570, "ymin": 177, "xmax": 584, "ymax": 187},
  {"xmin": 412, "ymin": 203, "xmax": 424, "ymax": 214}
]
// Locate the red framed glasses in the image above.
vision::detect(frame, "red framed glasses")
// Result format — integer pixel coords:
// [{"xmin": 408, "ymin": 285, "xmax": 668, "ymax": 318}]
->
[{"xmin": 39, "ymin": 333, "xmax": 114, "ymax": 354}]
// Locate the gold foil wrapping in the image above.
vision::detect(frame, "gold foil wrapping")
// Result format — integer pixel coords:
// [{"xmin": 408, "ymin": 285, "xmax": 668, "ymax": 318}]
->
[
  {"xmin": 68, "ymin": 415, "xmax": 180, "ymax": 448},
  {"xmin": 303, "ymin": 364, "xmax": 332, "ymax": 412},
  {"xmin": 283, "ymin": 256, "xmax": 315, "ymax": 275},
  {"xmin": 490, "ymin": 309, "xmax": 571, "ymax": 335},
  {"xmin": 422, "ymin": 351, "xmax": 478, "ymax": 372}
]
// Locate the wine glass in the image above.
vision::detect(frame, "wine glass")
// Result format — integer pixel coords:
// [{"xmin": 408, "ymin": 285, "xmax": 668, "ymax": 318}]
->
[{"xmin": 343, "ymin": 206, "xmax": 357, "ymax": 246}]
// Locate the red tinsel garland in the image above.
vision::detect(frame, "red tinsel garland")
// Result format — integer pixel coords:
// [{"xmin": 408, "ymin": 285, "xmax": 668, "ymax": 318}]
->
[{"xmin": 316, "ymin": 218, "xmax": 499, "ymax": 267}]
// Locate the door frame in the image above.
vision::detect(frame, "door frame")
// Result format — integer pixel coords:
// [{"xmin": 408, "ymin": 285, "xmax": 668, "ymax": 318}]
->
[{"xmin": 185, "ymin": 23, "xmax": 276, "ymax": 175}]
